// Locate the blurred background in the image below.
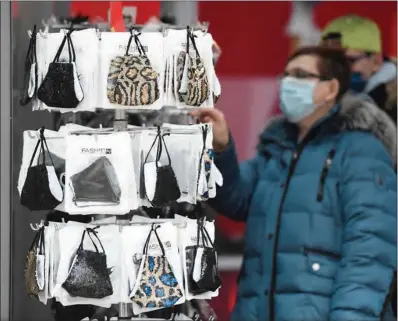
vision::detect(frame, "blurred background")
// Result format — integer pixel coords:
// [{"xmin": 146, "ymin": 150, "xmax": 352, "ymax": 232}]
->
[{"xmin": 4, "ymin": 1, "xmax": 397, "ymax": 320}]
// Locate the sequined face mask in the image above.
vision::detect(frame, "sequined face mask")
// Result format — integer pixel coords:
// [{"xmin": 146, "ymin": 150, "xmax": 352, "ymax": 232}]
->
[
  {"xmin": 62, "ymin": 228, "xmax": 113, "ymax": 299},
  {"xmin": 176, "ymin": 28, "xmax": 210, "ymax": 107},
  {"xmin": 25, "ymin": 226, "xmax": 46, "ymax": 299},
  {"xmin": 37, "ymin": 31, "xmax": 84, "ymax": 109},
  {"xmin": 130, "ymin": 225, "xmax": 183, "ymax": 308},
  {"xmin": 107, "ymin": 32, "xmax": 160, "ymax": 107},
  {"xmin": 189, "ymin": 218, "xmax": 221, "ymax": 294}
]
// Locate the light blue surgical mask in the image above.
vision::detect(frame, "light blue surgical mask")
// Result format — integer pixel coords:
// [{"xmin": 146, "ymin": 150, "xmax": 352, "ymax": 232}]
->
[{"xmin": 279, "ymin": 77, "xmax": 318, "ymax": 123}]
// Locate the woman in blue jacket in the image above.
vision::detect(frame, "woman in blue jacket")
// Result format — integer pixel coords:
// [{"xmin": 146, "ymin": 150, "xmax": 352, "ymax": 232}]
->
[{"xmin": 192, "ymin": 46, "xmax": 397, "ymax": 321}]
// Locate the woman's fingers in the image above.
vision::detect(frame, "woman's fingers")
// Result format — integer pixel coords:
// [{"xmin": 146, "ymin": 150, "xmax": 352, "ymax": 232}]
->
[{"xmin": 190, "ymin": 108, "xmax": 225, "ymax": 123}]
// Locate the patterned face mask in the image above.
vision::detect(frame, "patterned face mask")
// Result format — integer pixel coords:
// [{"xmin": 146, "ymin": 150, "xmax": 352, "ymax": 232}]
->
[
  {"xmin": 25, "ymin": 226, "xmax": 46, "ymax": 299},
  {"xmin": 107, "ymin": 31, "xmax": 160, "ymax": 107},
  {"xmin": 131, "ymin": 225, "xmax": 183, "ymax": 309},
  {"xmin": 176, "ymin": 28, "xmax": 210, "ymax": 107}
]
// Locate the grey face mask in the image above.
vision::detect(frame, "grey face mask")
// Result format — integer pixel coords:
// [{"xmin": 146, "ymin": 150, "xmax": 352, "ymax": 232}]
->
[{"xmin": 70, "ymin": 156, "xmax": 121, "ymax": 207}]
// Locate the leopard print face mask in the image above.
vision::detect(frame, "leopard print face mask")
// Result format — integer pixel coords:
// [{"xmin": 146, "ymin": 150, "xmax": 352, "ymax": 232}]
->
[
  {"xmin": 174, "ymin": 29, "xmax": 210, "ymax": 107},
  {"xmin": 107, "ymin": 32, "xmax": 160, "ymax": 107},
  {"xmin": 130, "ymin": 225, "xmax": 183, "ymax": 309}
]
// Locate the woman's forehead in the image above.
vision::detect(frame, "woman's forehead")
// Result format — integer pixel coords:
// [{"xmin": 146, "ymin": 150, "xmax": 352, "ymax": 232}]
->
[{"xmin": 286, "ymin": 54, "xmax": 318, "ymax": 73}]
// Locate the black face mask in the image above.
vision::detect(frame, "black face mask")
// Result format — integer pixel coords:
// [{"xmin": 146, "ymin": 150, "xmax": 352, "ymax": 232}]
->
[
  {"xmin": 70, "ymin": 156, "xmax": 121, "ymax": 207},
  {"xmin": 20, "ymin": 127, "xmax": 63, "ymax": 211},
  {"xmin": 20, "ymin": 24, "xmax": 38, "ymax": 106},
  {"xmin": 142, "ymin": 128, "xmax": 181, "ymax": 207},
  {"xmin": 62, "ymin": 228, "xmax": 113, "ymax": 299},
  {"xmin": 37, "ymin": 30, "xmax": 84, "ymax": 109}
]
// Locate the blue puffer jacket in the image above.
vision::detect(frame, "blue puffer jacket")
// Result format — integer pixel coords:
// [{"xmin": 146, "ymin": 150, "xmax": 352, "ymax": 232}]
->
[{"xmin": 211, "ymin": 93, "xmax": 397, "ymax": 321}]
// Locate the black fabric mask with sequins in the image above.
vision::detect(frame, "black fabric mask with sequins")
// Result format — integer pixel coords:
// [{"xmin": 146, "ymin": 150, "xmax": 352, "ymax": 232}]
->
[
  {"xmin": 38, "ymin": 30, "xmax": 83, "ymax": 108},
  {"xmin": 62, "ymin": 228, "xmax": 113, "ymax": 299}
]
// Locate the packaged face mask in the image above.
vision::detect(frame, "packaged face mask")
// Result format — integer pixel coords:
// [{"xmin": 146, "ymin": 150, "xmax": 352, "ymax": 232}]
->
[
  {"xmin": 62, "ymin": 228, "xmax": 113, "ymax": 299},
  {"xmin": 130, "ymin": 225, "xmax": 183, "ymax": 308},
  {"xmin": 190, "ymin": 219, "xmax": 221, "ymax": 294},
  {"xmin": 69, "ymin": 156, "xmax": 121, "ymax": 207},
  {"xmin": 175, "ymin": 29, "xmax": 209, "ymax": 107},
  {"xmin": 25, "ymin": 226, "xmax": 46, "ymax": 298},
  {"xmin": 36, "ymin": 230, "xmax": 46, "ymax": 291},
  {"xmin": 107, "ymin": 32, "xmax": 160, "ymax": 106},
  {"xmin": 142, "ymin": 129, "xmax": 181, "ymax": 207},
  {"xmin": 37, "ymin": 32, "xmax": 84, "ymax": 109},
  {"xmin": 20, "ymin": 25, "xmax": 38, "ymax": 106},
  {"xmin": 20, "ymin": 128, "xmax": 63, "ymax": 211}
]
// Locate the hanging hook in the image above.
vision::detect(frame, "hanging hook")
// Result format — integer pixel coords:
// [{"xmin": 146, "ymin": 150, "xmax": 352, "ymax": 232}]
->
[{"xmin": 30, "ymin": 223, "xmax": 39, "ymax": 231}]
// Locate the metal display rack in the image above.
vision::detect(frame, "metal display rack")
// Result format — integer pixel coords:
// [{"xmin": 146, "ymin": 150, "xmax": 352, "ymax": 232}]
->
[{"xmin": 27, "ymin": 19, "xmax": 216, "ymax": 321}]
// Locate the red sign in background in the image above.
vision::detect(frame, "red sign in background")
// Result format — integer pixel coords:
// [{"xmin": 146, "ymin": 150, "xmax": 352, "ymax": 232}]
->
[{"xmin": 70, "ymin": 1, "xmax": 160, "ymax": 25}]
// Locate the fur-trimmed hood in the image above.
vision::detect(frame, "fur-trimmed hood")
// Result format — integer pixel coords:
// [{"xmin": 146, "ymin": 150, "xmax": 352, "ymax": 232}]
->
[{"xmin": 259, "ymin": 92, "xmax": 397, "ymax": 164}]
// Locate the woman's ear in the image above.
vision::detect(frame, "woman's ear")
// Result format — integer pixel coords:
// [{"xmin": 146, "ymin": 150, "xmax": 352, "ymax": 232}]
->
[{"xmin": 325, "ymin": 78, "xmax": 340, "ymax": 102}]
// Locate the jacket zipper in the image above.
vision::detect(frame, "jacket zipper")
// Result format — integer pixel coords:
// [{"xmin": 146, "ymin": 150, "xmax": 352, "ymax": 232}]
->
[
  {"xmin": 268, "ymin": 127, "xmax": 323, "ymax": 321},
  {"xmin": 317, "ymin": 148, "xmax": 336, "ymax": 202},
  {"xmin": 303, "ymin": 246, "xmax": 341, "ymax": 260},
  {"xmin": 269, "ymin": 141, "xmax": 309, "ymax": 320}
]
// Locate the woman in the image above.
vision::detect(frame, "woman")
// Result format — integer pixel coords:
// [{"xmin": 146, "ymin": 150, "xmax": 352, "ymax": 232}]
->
[{"xmin": 192, "ymin": 47, "xmax": 397, "ymax": 321}]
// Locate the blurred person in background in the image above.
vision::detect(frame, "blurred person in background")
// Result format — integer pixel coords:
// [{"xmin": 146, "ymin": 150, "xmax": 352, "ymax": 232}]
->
[
  {"xmin": 192, "ymin": 46, "xmax": 397, "ymax": 321},
  {"xmin": 321, "ymin": 15, "xmax": 397, "ymax": 123}
]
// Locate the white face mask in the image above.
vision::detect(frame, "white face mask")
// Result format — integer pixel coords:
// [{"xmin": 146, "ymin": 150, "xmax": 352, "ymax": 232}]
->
[{"xmin": 279, "ymin": 77, "xmax": 318, "ymax": 123}]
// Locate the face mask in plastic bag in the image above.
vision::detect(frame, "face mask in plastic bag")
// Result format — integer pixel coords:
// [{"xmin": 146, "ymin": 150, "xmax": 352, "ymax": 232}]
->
[
  {"xmin": 62, "ymin": 228, "xmax": 113, "ymax": 299},
  {"xmin": 20, "ymin": 25, "xmax": 38, "ymax": 106},
  {"xmin": 142, "ymin": 128, "xmax": 181, "ymax": 207},
  {"xmin": 37, "ymin": 31, "xmax": 84, "ymax": 109},
  {"xmin": 177, "ymin": 28, "xmax": 209, "ymax": 107},
  {"xmin": 25, "ymin": 226, "xmax": 45, "ymax": 298},
  {"xmin": 131, "ymin": 225, "xmax": 183, "ymax": 308},
  {"xmin": 107, "ymin": 31, "xmax": 159, "ymax": 106},
  {"xmin": 69, "ymin": 156, "xmax": 121, "ymax": 206},
  {"xmin": 20, "ymin": 127, "xmax": 63, "ymax": 211},
  {"xmin": 191, "ymin": 219, "xmax": 221, "ymax": 293}
]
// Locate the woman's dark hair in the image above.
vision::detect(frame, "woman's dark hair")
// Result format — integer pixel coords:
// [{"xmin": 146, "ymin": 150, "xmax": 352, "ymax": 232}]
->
[{"xmin": 287, "ymin": 46, "xmax": 351, "ymax": 100}]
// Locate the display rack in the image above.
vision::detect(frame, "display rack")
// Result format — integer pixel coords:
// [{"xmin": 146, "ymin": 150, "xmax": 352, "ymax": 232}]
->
[{"xmin": 25, "ymin": 20, "xmax": 217, "ymax": 321}]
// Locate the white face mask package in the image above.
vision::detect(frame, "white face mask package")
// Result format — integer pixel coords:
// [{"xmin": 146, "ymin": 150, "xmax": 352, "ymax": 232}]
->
[
  {"xmin": 98, "ymin": 32, "xmax": 164, "ymax": 110},
  {"xmin": 175, "ymin": 215, "xmax": 218, "ymax": 300},
  {"xmin": 65, "ymin": 132, "xmax": 137, "ymax": 214},
  {"xmin": 162, "ymin": 123, "xmax": 218, "ymax": 202}
]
